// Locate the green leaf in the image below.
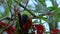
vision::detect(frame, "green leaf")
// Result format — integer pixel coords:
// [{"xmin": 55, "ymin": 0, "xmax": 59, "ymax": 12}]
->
[
  {"xmin": 0, "ymin": 12, "xmax": 3, "ymax": 18},
  {"xmin": 48, "ymin": 6, "xmax": 57, "ymax": 11},
  {"xmin": 21, "ymin": 10, "xmax": 33, "ymax": 17},
  {"xmin": 8, "ymin": 0, "xmax": 12, "ymax": 6},
  {"xmin": 49, "ymin": 0, "xmax": 58, "ymax": 11},
  {"xmin": 5, "ymin": 6, "xmax": 9, "ymax": 16},
  {"xmin": 38, "ymin": 0, "xmax": 45, "ymax": 6},
  {"xmin": 39, "ymin": 15, "xmax": 47, "ymax": 21},
  {"xmin": 54, "ymin": 8, "xmax": 60, "ymax": 21}
]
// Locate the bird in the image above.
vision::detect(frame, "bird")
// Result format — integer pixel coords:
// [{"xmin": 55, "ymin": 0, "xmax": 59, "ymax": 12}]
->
[{"xmin": 20, "ymin": 14, "xmax": 32, "ymax": 34}]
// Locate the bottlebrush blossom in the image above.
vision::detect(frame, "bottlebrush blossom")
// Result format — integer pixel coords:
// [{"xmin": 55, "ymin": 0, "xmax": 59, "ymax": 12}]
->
[
  {"xmin": 50, "ymin": 29, "xmax": 60, "ymax": 34},
  {"xmin": 35, "ymin": 24, "xmax": 44, "ymax": 34},
  {"xmin": 0, "ymin": 21, "xmax": 16, "ymax": 34},
  {"xmin": 31, "ymin": 24, "xmax": 44, "ymax": 34}
]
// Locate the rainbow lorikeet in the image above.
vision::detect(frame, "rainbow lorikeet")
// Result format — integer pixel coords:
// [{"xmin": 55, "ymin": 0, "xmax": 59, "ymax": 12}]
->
[
  {"xmin": 16, "ymin": 9, "xmax": 32, "ymax": 34},
  {"xmin": 19, "ymin": 15, "xmax": 32, "ymax": 34},
  {"xmin": 16, "ymin": 10, "xmax": 32, "ymax": 34}
]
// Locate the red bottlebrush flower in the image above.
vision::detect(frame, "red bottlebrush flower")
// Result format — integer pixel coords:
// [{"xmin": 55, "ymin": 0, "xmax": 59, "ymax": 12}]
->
[
  {"xmin": 6, "ymin": 29, "xmax": 11, "ymax": 34},
  {"xmin": 0, "ymin": 21, "xmax": 16, "ymax": 34},
  {"xmin": 8, "ymin": 26, "xmax": 16, "ymax": 32},
  {"xmin": 35, "ymin": 24, "xmax": 44, "ymax": 34},
  {"xmin": 50, "ymin": 29, "xmax": 60, "ymax": 34},
  {"xmin": 0, "ymin": 20, "xmax": 3, "ymax": 28},
  {"xmin": 0, "ymin": 23, "xmax": 2, "ymax": 28},
  {"xmin": 1, "ymin": 22, "xmax": 8, "ymax": 26}
]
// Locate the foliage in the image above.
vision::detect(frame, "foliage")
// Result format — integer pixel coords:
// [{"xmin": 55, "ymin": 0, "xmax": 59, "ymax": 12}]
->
[{"xmin": 0, "ymin": 0, "xmax": 60, "ymax": 34}]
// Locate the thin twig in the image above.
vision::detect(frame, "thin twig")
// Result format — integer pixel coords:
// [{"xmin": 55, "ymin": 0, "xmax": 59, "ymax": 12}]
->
[
  {"xmin": 7, "ymin": 1, "xmax": 13, "ymax": 25},
  {"xmin": 15, "ymin": 1, "xmax": 37, "ymax": 17},
  {"xmin": 0, "ymin": 9, "xmax": 16, "ymax": 34},
  {"xmin": 25, "ymin": 0, "xmax": 29, "ymax": 7},
  {"xmin": 0, "ymin": 0, "xmax": 14, "ymax": 34}
]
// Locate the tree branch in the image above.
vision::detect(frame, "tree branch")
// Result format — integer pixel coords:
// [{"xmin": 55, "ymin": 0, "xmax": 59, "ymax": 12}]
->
[{"xmin": 15, "ymin": 1, "xmax": 37, "ymax": 17}]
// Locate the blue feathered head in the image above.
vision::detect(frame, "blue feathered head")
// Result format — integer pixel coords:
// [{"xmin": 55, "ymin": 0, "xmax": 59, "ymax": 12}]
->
[{"xmin": 21, "ymin": 15, "xmax": 28, "ymax": 23}]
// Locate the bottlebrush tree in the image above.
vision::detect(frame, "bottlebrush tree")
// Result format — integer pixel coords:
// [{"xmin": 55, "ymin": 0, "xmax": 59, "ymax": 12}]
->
[{"xmin": 0, "ymin": 0, "xmax": 60, "ymax": 34}]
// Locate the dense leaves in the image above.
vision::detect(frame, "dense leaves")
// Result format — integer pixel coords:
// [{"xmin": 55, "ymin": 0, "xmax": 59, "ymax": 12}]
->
[{"xmin": 38, "ymin": 0, "xmax": 45, "ymax": 6}]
